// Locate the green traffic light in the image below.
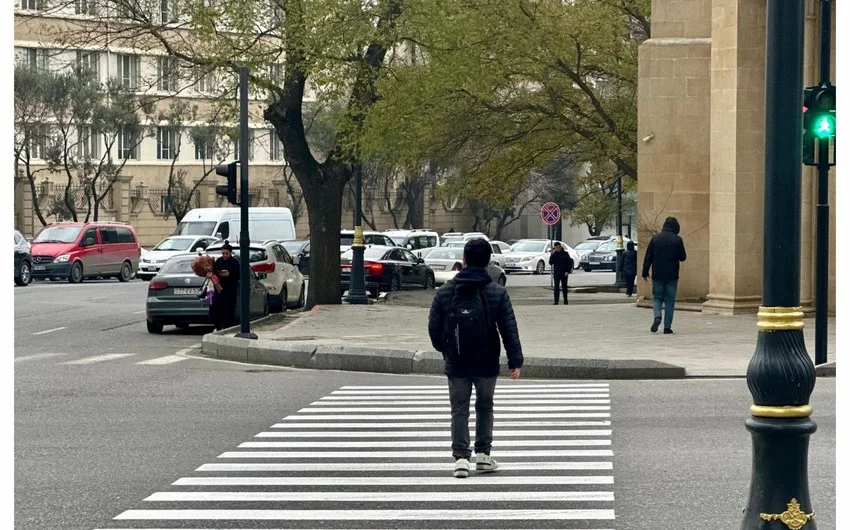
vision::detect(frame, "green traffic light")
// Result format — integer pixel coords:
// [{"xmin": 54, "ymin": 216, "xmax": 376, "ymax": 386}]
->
[{"xmin": 814, "ymin": 114, "xmax": 835, "ymax": 139}]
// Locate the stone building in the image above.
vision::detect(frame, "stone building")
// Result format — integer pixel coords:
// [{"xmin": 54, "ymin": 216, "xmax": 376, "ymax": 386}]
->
[{"xmin": 637, "ymin": 0, "xmax": 836, "ymax": 313}]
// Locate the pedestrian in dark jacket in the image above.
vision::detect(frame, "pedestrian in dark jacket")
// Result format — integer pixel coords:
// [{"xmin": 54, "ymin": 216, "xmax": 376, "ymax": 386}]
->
[
  {"xmin": 209, "ymin": 240, "xmax": 240, "ymax": 331},
  {"xmin": 622, "ymin": 241, "xmax": 637, "ymax": 297},
  {"xmin": 548, "ymin": 242, "xmax": 573, "ymax": 305},
  {"xmin": 428, "ymin": 238, "xmax": 523, "ymax": 479},
  {"xmin": 641, "ymin": 217, "xmax": 687, "ymax": 334}
]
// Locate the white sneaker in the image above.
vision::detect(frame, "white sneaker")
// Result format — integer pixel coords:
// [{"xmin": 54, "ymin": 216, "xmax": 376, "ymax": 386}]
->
[
  {"xmin": 475, "ymin": 454, "xmax": 499, "ymax": 472},
  {"xmin": 453, "ymin": 458, "xmax": 470, "ymax": 478}
]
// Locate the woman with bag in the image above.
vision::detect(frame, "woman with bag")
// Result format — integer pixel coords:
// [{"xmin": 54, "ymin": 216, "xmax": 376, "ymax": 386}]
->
[{"xmin": 208, "ymin": 241, "xmax": 240, "ymax": 330}]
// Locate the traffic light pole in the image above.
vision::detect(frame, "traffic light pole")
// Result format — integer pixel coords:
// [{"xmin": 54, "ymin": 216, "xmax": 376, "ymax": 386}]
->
[
  {"xmin": 235, "ymin": 66, "xmax": 257, "ymax": 339},
  {"xmin": 814, "ymin": 0, "xmax": 831, "ymax": 366},
  {"xmin": 740, "ymin": 1, "xmax": 817, "ymax": 528}
]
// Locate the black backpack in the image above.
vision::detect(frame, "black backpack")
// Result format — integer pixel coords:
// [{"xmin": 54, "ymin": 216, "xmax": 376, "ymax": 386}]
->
[{"xmin": 443, "ymin": 283, "xmax": 492, "ymax": 364}]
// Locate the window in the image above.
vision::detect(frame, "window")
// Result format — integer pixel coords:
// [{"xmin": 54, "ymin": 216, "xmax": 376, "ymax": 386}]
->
[
  {"xmin": 117, "ymin": 54, "xmax": 139, "ymax": 90},
  {"xmin": 158, "ymin": 0, "xmax": 176, "ymax": 23},
  {"xmin": 269, "ymin": 63, "xmax": 283, "ymax": 85},
  {"xmin": 216, "ymin": 222, "xmax": 229, "ymax": 239},
  {"xmin": 76, "ymin": 50, "xmax": 101, "ymax": 79},
  {"xmin": 233, "ymin": 130, "xmax": 254, "ymax": 161},
  {"xmin": 19, "ymin": 0, "xmax": 45, "ymax": 11},
  {"xmin": 117, "ymin": 127, "xmax": 138, "ymax": 160},
  {"xmin": 116, "ymin": 227, "xmax": 135, "ymax": 243},
  {"xmin": 269, "ymin": 130, "xmax": 282, "ymax": 161},
  {"xmin": 157, "ymin": 57, "xmax": 178, "ymax": 92},
  {"xmin": 157, "ymin": 127, "xmax": 176, "ymax": 160},
  {"xmin": 195, "ymin": 70, "xmax": 216, "ymax": 94},
  {"xmin": 98, "ymin": 227, "xmax": 118, "ymax": 244},
  {"xmin": 82, "ymin": 228, "xmax": 98, "ymax": 245},
  {"xmin": 75, "ymin": 0, "xmax": 97, "ymax": 15},
  {"xmin": 23, "ymin": 48, "xmax": 49, "ymax": 71},
  {"xmin": 77, "ymin": 126, "xmax": 101, "ymax": 159},
  {"xmin": 194, "ymin": 131, "xmax": 212, "ymax": 160}
]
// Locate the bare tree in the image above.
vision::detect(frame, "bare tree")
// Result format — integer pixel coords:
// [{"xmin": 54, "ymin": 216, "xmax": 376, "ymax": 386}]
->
[{"xmin": 14, "ymin": 65, "xmax": 53, "ymax": 227}]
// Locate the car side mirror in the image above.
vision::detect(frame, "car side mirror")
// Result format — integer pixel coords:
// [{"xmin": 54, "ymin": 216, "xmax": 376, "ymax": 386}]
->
[
  {"xmin": 417, "ymin": 258, "xmax": 425, "ymax": 264},
  {"xmin": 215, "ymin": 232, "xmax": 223, "ymax": 240},
  {"xmin": 292, "ymin": 256, "xmax": 300, "ymax": 265},
  {"xmin": 26, "ymin": 237, "xmax": 33, "ymax": 243},
  {"xmin": 81, "ymin": 238, "xmax": 95, "ymax": 247}
]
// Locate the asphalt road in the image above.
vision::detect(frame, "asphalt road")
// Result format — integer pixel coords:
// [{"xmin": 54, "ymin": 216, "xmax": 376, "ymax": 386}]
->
[
  {"xmin": 14, "ymin": 280, "xmax": 836, "ymax": 530},
  {"xmin": 504, "ymin": 270, "xmax": 618, "ymax": 288}
]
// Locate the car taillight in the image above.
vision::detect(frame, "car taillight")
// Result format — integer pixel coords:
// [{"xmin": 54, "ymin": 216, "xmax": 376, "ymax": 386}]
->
[
  {"xmin": 252, "ymin": 262, "xmax": 276, "ymax": 273},
  {"xmin": 365, "ymin": 262, "xmax": 383, "ymax": 275},
  {"xmin": 452, "ymin": 263, "xmax": 462, "ymax": 272},
  {"xmin": 149, "ymin": 281, "xmax": 168, "ymax": 291}
]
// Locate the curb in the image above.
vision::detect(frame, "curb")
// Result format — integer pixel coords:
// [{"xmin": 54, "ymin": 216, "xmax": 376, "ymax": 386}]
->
[
  {"xmin": 815, "ymin": 361, "xmax": 836, "ymax": 377},
  {"xmin": 200, "ymin": 334, "xmax": 687, "ymax": 379}
]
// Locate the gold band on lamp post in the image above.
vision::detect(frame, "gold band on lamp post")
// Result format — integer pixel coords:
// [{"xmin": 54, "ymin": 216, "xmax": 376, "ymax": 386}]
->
[
  {"xmin": 750, "ymin": 405, "xmax": 813, "ymax": 418},
  {"xmin": 757, "ymin": 306, "xmax": 805, "ymax": 331},
  {"xmin": 353, "ymin": 226, "xmax": 364, "ymax": 247}
]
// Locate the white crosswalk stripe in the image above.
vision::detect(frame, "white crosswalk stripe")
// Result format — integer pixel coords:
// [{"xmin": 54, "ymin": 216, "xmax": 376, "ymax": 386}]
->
[
  {"xmin": 135, "ymin": 355, "xmax": 190, "ymax": 365},
  {"xmin": 64, "ymin": 353, "xmax": 136, "ymax": 364},
  {"xmin": 104, "ymin": 382, "xmax": 617, "ymax": 529}
]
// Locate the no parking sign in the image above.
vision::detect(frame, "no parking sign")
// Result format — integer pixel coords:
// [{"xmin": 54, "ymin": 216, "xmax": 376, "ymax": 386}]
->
[{"xmin": 541, "ymin": 202, "xmax": 561, "ymax": 226}]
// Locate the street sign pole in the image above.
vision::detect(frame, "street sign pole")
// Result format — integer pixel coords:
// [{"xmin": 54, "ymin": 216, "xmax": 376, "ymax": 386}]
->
[
  {"xmin": 235, "ymin": 66, "xmax": 257, "ymax": 340},
  {"xmin": 540, "ymin": 202, "xmax": 561, "ymax": 291}
]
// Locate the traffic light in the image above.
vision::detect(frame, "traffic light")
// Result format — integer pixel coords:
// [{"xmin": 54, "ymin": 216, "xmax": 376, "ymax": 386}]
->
[
  {"xmin": 215, "ymin": 161, "xmax": 238, "ymax": 205},
  {"xmin": 802, "ymin": 83, "xmax": 836, "ymax": 166}
]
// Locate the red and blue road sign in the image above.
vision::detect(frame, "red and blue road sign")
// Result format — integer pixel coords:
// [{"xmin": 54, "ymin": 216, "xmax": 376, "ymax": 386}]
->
[{"xmin": 541, "ymin": 202, "xmax": 561, "ymax": 226}]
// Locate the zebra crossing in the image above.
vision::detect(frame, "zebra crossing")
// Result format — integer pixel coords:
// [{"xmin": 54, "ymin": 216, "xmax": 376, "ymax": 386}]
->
[
  {"xmin": 95, "ymin": 382, "xmax": 616, "ymax": 529},
  {"xmin": 15, "ymin": 350, "xmax": 200, "ymax": 366}
]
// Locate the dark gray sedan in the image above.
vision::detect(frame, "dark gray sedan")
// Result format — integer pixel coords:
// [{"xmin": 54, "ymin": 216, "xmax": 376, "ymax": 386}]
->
[{"xmin": 145, "ymin": 254, "xmax": 269, "ymax": 334}]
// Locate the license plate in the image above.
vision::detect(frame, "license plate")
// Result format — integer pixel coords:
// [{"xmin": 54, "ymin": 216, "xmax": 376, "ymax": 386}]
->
[
  {"xmin": 144, "ymin": 267, "xmax": 157, "ymax": 271},
  {"xmin": 431, "ymin": 264, "xmax": 445, "ymax": 270},
  {"xmin": 341, "ymin": 266, "xmax": 351, "ymax": 271},
  {"xmin": 33, "ymin": 265, "xmax": 45, "ymax": 271},
  {"xmin": 174, "ymin": 288, "xmax": 199, "ymax": 295}
]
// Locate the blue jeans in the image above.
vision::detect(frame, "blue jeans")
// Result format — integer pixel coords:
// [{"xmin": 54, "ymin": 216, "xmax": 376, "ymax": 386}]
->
[{"xmin": 652, "ymin": 280, "xmax": 678, "ymax": 330}]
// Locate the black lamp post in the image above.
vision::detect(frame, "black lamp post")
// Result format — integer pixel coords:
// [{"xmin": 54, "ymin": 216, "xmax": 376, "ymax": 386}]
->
[
  {"xmin": 741, "ymin": 1, "xmax": 817, "ymax": 528},
  {"xmin": 614, "ymin": 174, "xmax": 625, "ymax": 288},
  {"xmin": 346, "ymin": 164, "xmax": 368, "ymax": 305}
]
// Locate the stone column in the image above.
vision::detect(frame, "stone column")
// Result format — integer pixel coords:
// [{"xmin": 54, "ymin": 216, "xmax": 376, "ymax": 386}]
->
[
  {"xmin": 15, "ymin": 172, "xmax": 32, "ymax": 235},
  {"xmin": 701, "ymin": 0, "xmax": 767, "ymax": 315},
  {"xmin": 113, "ymin": 174, "xmax": 133, "ymax": 223},
  {"xmin": 636, "ymin": 0, "xmax": 712, "ymax": 303}
]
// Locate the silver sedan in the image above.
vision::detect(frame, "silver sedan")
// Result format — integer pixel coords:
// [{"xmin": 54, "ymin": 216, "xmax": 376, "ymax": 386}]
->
[{"xmin": 423, "ymin": 248, "xmax": 507, "ymax": 286}]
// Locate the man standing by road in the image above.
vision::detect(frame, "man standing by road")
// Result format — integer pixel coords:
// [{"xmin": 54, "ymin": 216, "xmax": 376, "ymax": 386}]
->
[
  {"xmin": 428, "ymin": 238, "xmax": 524, "ymax": 479},
  {"xmin": 548, "ymin": 242, "xmax": 573, "ymax": 305},
  {"xmin": 641, "ymin": 217, "xmax": 687, "ymax": 334},
  {"xmin": 622, "ymin": 241, "xmax": 638, "ymax": 297}
]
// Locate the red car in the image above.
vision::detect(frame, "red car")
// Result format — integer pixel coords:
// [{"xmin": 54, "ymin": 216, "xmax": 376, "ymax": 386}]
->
[{"xmin": 30, "ymin": 222, "xmax": 141, "ymax": 283}]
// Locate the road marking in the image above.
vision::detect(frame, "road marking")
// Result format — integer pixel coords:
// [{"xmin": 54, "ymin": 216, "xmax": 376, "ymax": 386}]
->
[
  {"xmin": 331, "ymin": 388, "xmax": 610, "ymax": 395},
  {"xmin": 298, "ymin": 406, "xmax": 611, "ymax": 413},
  {"xmin": 15, "ymin": 353, "xmax": 68, "ymax": 363},
  {"xmin": 172, "ymin": 475, "xmax": 614, "ymax": 486},
  {"xmin": 255, "ymin": 429, "xmax": 612, "ymax": 438},
  {"xmin": 312, "ymin": 399, "xmax": 611, "ymax": 406},
  {"xmin": 283, "ymin": 413, "xmax": 611, "ymax": 420},
  {"xmin": 241, "ymin": 439, "xmax": 612, "ymax": 448},
  {"xmin": 197, "ymin": 461, "xmax": 613, "ymax": 472},
  {"xmin": 270, "ymin": 420, "xmax": 613, "ymax": 428},
  {"xmin": 31, "ymin": 327, "xmax": 66, "ymax": 336},
  {"xmin": 115, "ymin": 509, "xmax": 616, "ymax": 521},
  {"xmin": 137, "ymin": 355, "xmax": 190, "ymax": 365},
  {"xmin": 320, "ymin": 393, "xmax": 611, "ymax": 400},
  {"xmin": 218, "ymin": 449, "xmax": 614, "ymax": 458},
  {"xmin": 339, "ymin": 384, "xmax": 610, "ymax": 390},
  {"xmin": 144, "ymin": 491, "xmax": 614, "ymax": 502},
  {"xmin": 132, "ymin": 310, "xmax": 146, "ymax": 315},
  {"xmin": 63, "ymin": 353, "xmax": 136, "ymax": 365}
]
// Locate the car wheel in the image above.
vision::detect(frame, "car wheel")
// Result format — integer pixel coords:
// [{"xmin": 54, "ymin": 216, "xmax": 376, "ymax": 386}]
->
[
  {"xmin": 424, "ymin": 274, "xmax": 435, "ymax": 290},
  {"xmin": 295, "ymin": 284, "xmax": 306, "ymax": 308},
  {"xmin": 146, "ymin": 319, "xmax": 164, "ymax": 334},
  {"xmin": 15, "ymin": 260, "xmax": 31, "ymax": 286},
  {"xmin": 390, "ymin": 275, "xmax": 401, "ymax": 292},
  {"xmin": 505, "ymin": 270, "xmax": 512, "ymax": 275},
  {"xmin": 118, "ymin": 261, "xmax": 132, "ymax": 282},
  {"xmin": 534, "ymin": 261, "xmax": 545, "ymax": 275},
  {"xmin": 69, "ymin": 262, "xmax": 84, "ymax": 283},
  {"xmin": 270, "ymin": 287, "xmax": 285, "ymax": 313},
  {"xmin": 498, "ymin": 274, "xmax": 506, "ymax": 286},
  {"xmin": 583, "ymin": 267, "xmax": 592, "ymax": 273}
]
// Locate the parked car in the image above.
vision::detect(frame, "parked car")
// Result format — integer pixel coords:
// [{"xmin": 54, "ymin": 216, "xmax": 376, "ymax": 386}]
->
[
  {"xmin": 340, "ymin": 230, "xmax": 397, "ymax": 252},
  {"xmin": 137, "ymin": 235, "xmax": 219, "ymax": 281},
  {"xmin": 206, "ymin": 240, "xmax": 306, "ymax": 313},
  {"xmin": 145, "ymin": 254, "xmax": 269, "ymax": 334},
  {"xmin": 29, "ymin": 222, "xmax": 141, "ymax": 283},
  {"xmin": 423, "ymin": 247, "xmax": 507, "ymax": 286},
  {"xmin": 573, "ymin": 238, "xmax": 609, "ymax": 262},
  {"xmin": 580, "ymin": 237, "xmax": 635, "ymax": 272},
  {"xmin": 503, "ymin": 239, "xmax": 579, "ymax": 274},
  {"xmin": 14, "ymin": 230, "xmax": 32, "ymax": 286},
  {"xmin": 281, "ymin": 240, "xmax": 311, "ymax": 276},
  {"xmin": 383, "ymin": 229, "xmax": 440, "ymax": 251},
  {"xmin": 340, "ymin": 245, "xmax": 435, "ymax": 297},
  {"xmin": 488, "ymin": 241, "xmax": 508, "ymax": 269},
  {"xmin": 172, "ymin": 207, "xmax": 296, "ymax": 243}
]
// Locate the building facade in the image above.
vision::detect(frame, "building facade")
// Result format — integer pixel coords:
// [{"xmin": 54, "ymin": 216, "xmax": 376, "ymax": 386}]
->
[{"xmin": 637, "ymin": 0, "xmax": 836, "ymax": 313}]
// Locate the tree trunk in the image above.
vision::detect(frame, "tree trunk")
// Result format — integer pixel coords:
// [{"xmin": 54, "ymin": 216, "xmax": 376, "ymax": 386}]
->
[{"xmin": 301, "ymin": 169, "xmax": 347, "ymax": 308}]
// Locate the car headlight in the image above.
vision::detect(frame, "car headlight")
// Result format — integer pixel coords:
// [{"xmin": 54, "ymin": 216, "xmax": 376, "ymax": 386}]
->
[
  {"xmin": 604, "ymin": 255, "xmax": 615, "ymax": 261},
  {"xmin": 520, "ymin": 256, "xmax": 535, "ymax": 262},
  {"xmin": 55, "ymin": 254, "xmax": 70, "ymax": 263}
]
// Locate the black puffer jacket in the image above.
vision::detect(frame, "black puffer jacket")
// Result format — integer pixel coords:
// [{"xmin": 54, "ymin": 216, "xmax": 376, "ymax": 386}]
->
[
  {"xmin": 641, "ymin": 217, "xmax": 687, "ymax": 281},
  {"xmin": 428, "ymin": 267, "xmax": 524, "ymax": 378}
]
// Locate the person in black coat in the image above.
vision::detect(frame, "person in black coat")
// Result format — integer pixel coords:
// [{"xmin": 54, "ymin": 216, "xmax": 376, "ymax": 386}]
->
[
  {"xmin": 209, "ymin": 240, "xmax": 241, "ymax": 331},
  {"xmin": 548, "ymin": 242, "xmax": 573, "ymax": 305},
  {"xmin": 622, "ymin": 241, "xmax": 637, "ymax": 297},
  {"xmin": 428, "ymin": 238, "xmax": 523, "ymax": 478},
  {"xmin": 641, "ymin": 217, "xmax": 687, "ymax": 334}
]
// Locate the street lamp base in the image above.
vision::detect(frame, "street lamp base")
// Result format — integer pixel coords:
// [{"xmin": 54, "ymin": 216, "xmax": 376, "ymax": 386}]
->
[
  {"xmin": 235, "ymin": 331, "xmax": 258, "ymax": 339},
  {"xmin": 345, "ymin": 292, "xmax": 369, "ymax": 305}
]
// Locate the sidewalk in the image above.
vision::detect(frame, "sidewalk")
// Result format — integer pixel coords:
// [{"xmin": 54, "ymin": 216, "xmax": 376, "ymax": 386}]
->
[{"xmin": 202, "ymin": 296, "xmax": 836, "ymax": 379}]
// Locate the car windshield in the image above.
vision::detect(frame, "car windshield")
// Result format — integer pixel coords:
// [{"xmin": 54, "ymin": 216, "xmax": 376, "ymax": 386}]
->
[
  {"xmin": 33, "ymin": 226, "xmax": 83, "ymax": 244},
  {"xmin": 208, "ymin": 248, "xmax": 266, "ymax": 263},
  {"xmin": 511, "ymin": 241, "xmax": 546, "ymax": 253},
  {"xmin": 340, "ymin": 234, "xmax": 354, "ymax": 246},
  {"xmin": 387, "ymin": 234, "xmax": 407, "ymax": 245},
  {"xmin": 282, "ymin": 241, "xmax": 306, "ymax": 253},
  {"xmin": 153, "ymin": 238, "xmax": 194, "ymax": 251},
  {"xmin": 173, "ymin": 221, "xmax": 217, "ymax": 236},
  {"xmin": 341, "ymin": 247, "xmax": 387, "ymax": 260},
  {"xmin": 427, "ymin": 249, "xmax": 463, "ymax": 260},
  {"xmin": 597, "ymin": 241, "xmax": 617, "ymax": 252},
  {"xmin": 159, "ymin": 257, "xmax": 196, "ymax": 275},
  {"xmin": 575, "ymin": 241, "xmax": 600, "ymax": 250}
]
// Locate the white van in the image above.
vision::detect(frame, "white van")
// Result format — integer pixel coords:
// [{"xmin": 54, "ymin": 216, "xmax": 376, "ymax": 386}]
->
[{"xmin": 172, "ymin": 207, "xmax": 296, "ymax": 243}]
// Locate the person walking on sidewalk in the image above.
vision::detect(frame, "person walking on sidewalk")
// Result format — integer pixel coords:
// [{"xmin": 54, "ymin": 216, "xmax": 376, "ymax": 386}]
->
[
  {"xmin": 548, "ymin": 242, "xmax": 573, "ymax": 305},
  {"xmin": 622, "ymin": 241, "xmax": 637, "ymax": 297},
  {"xmin": 641, "ymin": 217, "xmax": 687, "ymax": 334},
  {"xmin": 428, "ymin": 238, "xmax": 524, "ymax": 479}
]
